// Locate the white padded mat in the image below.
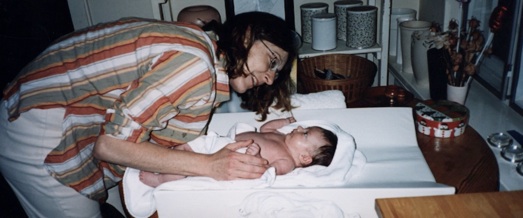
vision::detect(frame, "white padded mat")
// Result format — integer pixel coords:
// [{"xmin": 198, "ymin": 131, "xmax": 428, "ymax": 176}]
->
[{"xmin": 152, "ymin": 107, "xmax": 454, "ymax": 217}]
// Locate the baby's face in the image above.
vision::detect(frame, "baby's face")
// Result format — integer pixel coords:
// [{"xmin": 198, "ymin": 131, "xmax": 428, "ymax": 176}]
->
[{"xmin": 285, "ymin": 126, "xmax": 326, "ymax": 155}]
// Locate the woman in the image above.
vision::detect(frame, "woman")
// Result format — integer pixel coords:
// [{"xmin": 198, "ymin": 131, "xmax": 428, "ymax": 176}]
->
[{"xmin": 0, "ymin": 12, "xmax": 297, "ymax": 217}]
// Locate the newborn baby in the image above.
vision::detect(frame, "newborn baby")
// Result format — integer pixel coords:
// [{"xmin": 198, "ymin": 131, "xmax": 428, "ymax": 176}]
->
[{"xmin": 140, "ymin": 117, "xmax": 338, "ymax": 187}]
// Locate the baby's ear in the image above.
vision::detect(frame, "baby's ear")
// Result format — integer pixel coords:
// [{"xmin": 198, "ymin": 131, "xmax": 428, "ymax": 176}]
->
[{"xmin": 299, "ymin": 153, "xmax": 312, "ymax": 165}]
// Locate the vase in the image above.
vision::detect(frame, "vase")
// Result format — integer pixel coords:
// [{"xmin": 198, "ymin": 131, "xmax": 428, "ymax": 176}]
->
[
  {"xmin": 395, "ymin": 17, "xmax": 415, "ymax": 65},
  {"xmin": 389, "ymin": 8, "xmax": 416, "ymax": 57},
  {"xmin": 334, "ymin": 0, "xmax": 363, "ymax": 41},
  {"xmin": 399, "ymin": 20, "xmax": 431, "ymax": 75},
  {"xmin": 346, "ymin": 6, "xmax": 378, "ymax": 49},
  {"xmin": 411, "ymin": 30, "xmax": 432, "ymax": 89},
  {"xmin": 447, "ymin": 84, "xmax": 469, "ymax": 105},
  {"xmin": 300, "ymin": 3, "xmax": 329, "ymax": 43}
]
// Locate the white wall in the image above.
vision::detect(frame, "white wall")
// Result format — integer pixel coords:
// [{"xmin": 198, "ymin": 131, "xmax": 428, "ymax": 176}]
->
[{"xmin": 70, "ymin": 0, "xmax": 452, "ymax": 34}]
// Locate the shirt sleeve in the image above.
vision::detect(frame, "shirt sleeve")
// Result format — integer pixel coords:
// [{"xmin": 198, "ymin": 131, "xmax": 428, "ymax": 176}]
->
[{"xmin": 103, "ymin": 51, "xmax": 215, "ymax": 144}]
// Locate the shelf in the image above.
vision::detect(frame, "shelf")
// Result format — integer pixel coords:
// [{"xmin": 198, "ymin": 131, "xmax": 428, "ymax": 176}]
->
[
  {"xmin": 298, "ymin": 41, "xmax": 381, "ymax": 58},
  {"xmin": 296, "ymin": 0, "xmax": 390, "ymax": 86},
  {"xmin": 387, "ymin": 55, "xmax": 430, "ymax": 100}
]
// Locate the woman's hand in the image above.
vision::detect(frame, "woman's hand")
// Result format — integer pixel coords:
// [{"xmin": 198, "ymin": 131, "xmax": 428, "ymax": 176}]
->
[{"xmin": 206, "ymin": 140, "xmax": 269, "ymax": 180}]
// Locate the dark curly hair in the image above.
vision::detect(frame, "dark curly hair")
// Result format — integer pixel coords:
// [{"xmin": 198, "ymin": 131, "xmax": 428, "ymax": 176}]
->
[
  {"xmin": 215, "ymin": 11, "xmax": 298, "ymax": 121},
  {"xmin": 307, "ymin": 126, "xmax": 338, "ymax": 167}
]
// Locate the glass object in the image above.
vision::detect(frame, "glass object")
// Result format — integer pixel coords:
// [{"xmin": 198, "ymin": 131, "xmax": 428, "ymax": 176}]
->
[
  {"xmin": 487, "ymin": 132, "xmax": 513, "ymax": 148},
  {"xmin": 471, "ymin": 0, "xmax": 522, "ymax": 103},
  {"xmin": 384, "ymin": 85, "xmax": 398, "ymax": 106},
  {"xmin": 500, "ymin": 144, "xmax": 523, "ymax": 163}
]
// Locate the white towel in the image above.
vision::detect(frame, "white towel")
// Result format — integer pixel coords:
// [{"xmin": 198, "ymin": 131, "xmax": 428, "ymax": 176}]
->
[
  {"xmin": 217, "ymin": 90, "xmax": 346, "ymax": 114},
  {"xmin": 123, "ymin": 120, "xmax": 365, "ymax": 218},
  {"xmin": 270, "ymin": 120, "xmax": 364, "ymax": 187},
  {"xmin": 269, "ymin": 90, "xmax": 346, "ymax": 117},
  {"xmin": 290, "ymin": 90, "xmax": 346, "ymax": 109}
]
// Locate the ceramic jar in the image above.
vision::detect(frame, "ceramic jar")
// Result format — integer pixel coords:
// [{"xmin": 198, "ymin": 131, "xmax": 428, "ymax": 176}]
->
[
  {"xmin": 389, "ymin": 8, "xmax": 416, "ymax": 57},
  {"xmin": 411, "ymin": 30, "xmax": 432, "ymax": 88},
  {"xmin": 334, "ymin": 0, "xmax": 363, "ymax": 41},
  {"xmin": 399, "ymin": 20, "xmax": 431, "ymax": 75},
  {"xmin": 346, "ymin": 6, "xmax": 378, "ymax": 49},
  {"xmin": 395, "ymin": 16, "xmax": 416, "ymax": 64},
  {"xmin": 300, "ymin": 3, "xmax": 329, "ymax": 43},
  {"xmin": 312, "ymin": 13, "xmax": 337, "ymax": 51}
]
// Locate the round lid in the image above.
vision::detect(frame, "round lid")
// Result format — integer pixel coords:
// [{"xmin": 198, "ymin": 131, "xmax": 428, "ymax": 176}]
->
[
  {"xmin": 347, "ymin": 6, "xmax": 378, "ymax": 13},
  {"xmin": 487, "ymin": 132, "xmax": 513, "ymax": 148},
  {"xmin": 416, "ymin": 100, "xmax": 469, "ymax": 121},
  {"xmin": 501, "ymin": 144, "xmax": 523, "ymax": 163},
  {"xmin": 301, "ymin": 2, "xmax": 329, "ymax": 9},
  {"xmin": 312, "ymin": 13, "xmax": 336, "ymax": 20},
  {"xmin": 334, "ymin": 0, "xmax": 363, "ymax": 7}
]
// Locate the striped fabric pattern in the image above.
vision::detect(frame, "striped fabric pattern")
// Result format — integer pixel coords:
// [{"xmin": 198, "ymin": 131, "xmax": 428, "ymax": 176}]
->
[{"xmin": 2, "ymin": 17, "xmax": 229, "ymax": 200}]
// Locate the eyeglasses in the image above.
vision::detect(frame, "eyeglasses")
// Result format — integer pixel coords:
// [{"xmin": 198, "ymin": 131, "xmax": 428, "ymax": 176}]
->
[{"xmin": 260, "ymin": 40, "xmax": 281, "ymax": 77}]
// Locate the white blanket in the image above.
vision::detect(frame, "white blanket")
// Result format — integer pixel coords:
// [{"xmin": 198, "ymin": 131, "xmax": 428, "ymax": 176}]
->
[{"xmin": 123, "ymin": 120, "xmax": 365, "ymax": 218}]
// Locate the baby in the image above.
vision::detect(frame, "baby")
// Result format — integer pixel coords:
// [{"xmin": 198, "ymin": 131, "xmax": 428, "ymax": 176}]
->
[{"xmin": 139, "ymin": 117, "xmax": 338, "ymax": 187}]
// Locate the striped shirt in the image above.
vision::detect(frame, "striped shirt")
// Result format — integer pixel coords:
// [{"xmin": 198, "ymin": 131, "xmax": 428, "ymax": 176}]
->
[{"xmin": 2, "ymin": 17, "xmax": 230, "ymax": 200}]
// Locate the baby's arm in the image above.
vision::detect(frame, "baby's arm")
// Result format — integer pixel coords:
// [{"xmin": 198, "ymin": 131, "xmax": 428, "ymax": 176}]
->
[
  {"xmin": 270, "ymin": 159, "xmax": 295, "ymax": 175},
  {"xmin": 245, "ymin": 143, "xmax": 261, "ymax": 158},
  {"xmin": 260, "ymin": 117, "xmax": 296, "ymax": 133}
]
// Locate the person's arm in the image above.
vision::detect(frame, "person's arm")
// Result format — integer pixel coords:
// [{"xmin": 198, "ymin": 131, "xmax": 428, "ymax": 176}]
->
[
  {"xmin": 97, "ymin": 49, "xmax": 269, "ymax": 180},
  {"xmin": 269, "ymin": 159, "xmax": 295, "ymax": 175},
  {"xmin": 94, "ymin": 135, "xmax": 269, "ymax": 180},
  {"xmin": 260, "ymin": 117, "xmax": 296, "ymax": 133}
]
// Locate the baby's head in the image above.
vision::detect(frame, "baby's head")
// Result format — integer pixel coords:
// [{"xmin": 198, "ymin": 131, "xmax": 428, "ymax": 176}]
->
[
  {"xmin": 286, "ymin": 126, "xmax": 337, "ymax": 168},
  {"xmin": 307, "ymin": 126, "xmax": 337, "ymax": 167}
]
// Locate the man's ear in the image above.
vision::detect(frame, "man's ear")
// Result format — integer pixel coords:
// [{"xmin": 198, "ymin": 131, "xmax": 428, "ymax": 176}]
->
[{"xmin": 300, "ymin": 153, "xmax": 312, "ymax": 165}]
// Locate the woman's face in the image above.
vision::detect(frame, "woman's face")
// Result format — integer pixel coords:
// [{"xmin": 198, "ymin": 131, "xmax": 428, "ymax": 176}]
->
[{"xmin": 229, "ymin": 40, "xmax": 289, "ymax": 93}]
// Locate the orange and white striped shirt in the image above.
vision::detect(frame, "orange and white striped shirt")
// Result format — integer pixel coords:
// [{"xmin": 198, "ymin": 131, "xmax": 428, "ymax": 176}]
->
[{"xmin": 2, "ymin": 17, "xmax": 230, "ymax": 200}]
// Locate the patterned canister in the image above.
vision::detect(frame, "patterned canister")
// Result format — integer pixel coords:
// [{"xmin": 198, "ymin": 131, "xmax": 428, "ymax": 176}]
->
[
  {"xmin": 346, "ymin": 6, "xmax": 378, "ymax": 49},
  {"xmin": 300, "ymin": 3, "xmax": 328, "ymax": 43},
  {"xmin": 312, "ymin": 13, "xmax": 337, "ymax": 51},
  {"xmin": 334, "ymin": 0, "xmax": 363, "ymax": 41}
]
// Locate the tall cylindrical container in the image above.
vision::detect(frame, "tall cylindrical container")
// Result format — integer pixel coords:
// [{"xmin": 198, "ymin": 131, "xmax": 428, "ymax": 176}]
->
[
  {"xmin": 411, "ymin": 30, "xmax": 432, "ymax": 88},
  {"xmin": 346, "ymin": 6, "xmax": 378, "ymax": 49},
  {"xmin": 399, "ymin": 20, "xmax": 431, "ymax": 75},
  {"xmin": 396, "ymin": 16, "xmax": 416, "ymax": 64},
  {"xmin": 389, "ymin": 8, "xmax": 417, "ymax": 57},
  {"xmin": 334, "ymin": 0, "xmax": 363, "ymax": 41},
  {"xmin": 312, "ymin": 13, "xmax": 337, "ymax": 51},
  {"xmin": 300, "ymin": 3, "xmax": 328, "ymax": 43}
]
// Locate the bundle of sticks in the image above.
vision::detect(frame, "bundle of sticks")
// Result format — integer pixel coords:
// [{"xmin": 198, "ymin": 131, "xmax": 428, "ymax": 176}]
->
[{"xmin": 439, "ymin": 3, "xmax": 508, "ymax": 87}]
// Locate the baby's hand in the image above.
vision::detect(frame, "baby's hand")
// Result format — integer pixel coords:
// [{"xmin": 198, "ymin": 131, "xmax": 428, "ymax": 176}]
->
[
  {"xmin": 287, "ymin": 116, "xmax": 296, "ymax": 123},
  {"xmin": 246, "ymin": 143, "xmax": 261, "ymax": 157}
]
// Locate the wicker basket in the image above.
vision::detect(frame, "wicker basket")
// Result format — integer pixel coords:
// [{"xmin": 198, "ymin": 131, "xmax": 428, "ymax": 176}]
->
[{"xmin": 298, "ymin": 54, "xmax": 377, "ymax": 105}]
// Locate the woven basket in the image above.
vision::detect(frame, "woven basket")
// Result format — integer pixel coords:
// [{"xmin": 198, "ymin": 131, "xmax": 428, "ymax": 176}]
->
[{"xmin": 298, "ymin": 54, "xmax": 377, "ymax": 105}]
